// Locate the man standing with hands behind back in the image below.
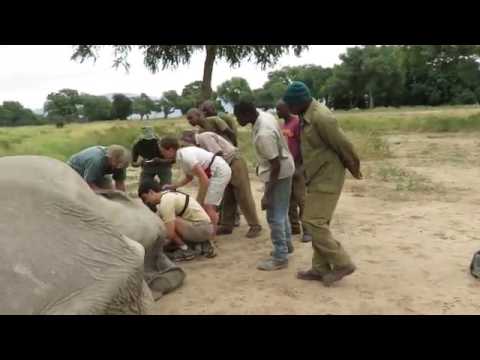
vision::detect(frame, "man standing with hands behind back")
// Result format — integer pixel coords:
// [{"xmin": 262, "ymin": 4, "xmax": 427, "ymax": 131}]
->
[{"xmin": 283, "ymin": 81, "xmax": 362, "ymax": 287}]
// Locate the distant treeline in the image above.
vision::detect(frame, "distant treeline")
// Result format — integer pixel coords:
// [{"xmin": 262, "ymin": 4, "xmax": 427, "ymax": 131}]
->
[{"xmin": 2, "ymin": 45, "xmax": 480, "ymax": 127}]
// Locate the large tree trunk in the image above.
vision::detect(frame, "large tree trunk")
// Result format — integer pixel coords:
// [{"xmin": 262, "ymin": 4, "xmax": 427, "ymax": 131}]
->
[{"xmin": 201, "ymin": 45, "xmax": 217, "ymax": 102}]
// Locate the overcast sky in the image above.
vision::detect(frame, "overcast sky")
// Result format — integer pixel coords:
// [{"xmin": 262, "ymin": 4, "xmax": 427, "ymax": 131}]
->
[{"xmin": 0, "ymin": 45, "xmax": 354, "ymax": 110}]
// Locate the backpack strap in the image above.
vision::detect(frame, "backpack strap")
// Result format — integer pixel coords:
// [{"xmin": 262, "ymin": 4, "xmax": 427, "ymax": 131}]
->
[
  {"xmin": 207, "ymin": 151, "xmax": 222, "ymax": 171},
  {"xmin": 161, "ymin": 190, "xmax": 190, "ymax": 217},
  {"xmin": 178, "ymin": 192, "xmax": 190, "ymax": 217}
]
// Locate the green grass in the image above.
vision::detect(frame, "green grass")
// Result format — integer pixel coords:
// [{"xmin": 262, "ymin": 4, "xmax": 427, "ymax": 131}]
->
[
  {"xmin": 337, "ymin": 107, "xmax": 480, "ymax": 133},
  {"xmin": 1, "ymin": 106, "xmax": 480, "ymax": 163},
  {"xmin": 375, "ymin": 162, "xmax": 442, "ymax": 193},
  {"xmin": 0, "ymin": 118, "xmax": 189, "ymax": 161}
]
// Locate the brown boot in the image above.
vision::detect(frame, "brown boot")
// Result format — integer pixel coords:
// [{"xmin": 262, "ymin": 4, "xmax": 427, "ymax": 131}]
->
[
  {"xmin": 322, "ymin": 264, "xmax": 356, "ymax": 287},
  {"xmin": 246, "ymin": 225, "xmax": 262, "ymax": 238},
  {"xmin": 296, "ymin": 269, "xmax": 325, "ymax": 282},
  {"xmin": 216, "ymin": 225, "xmax": 233, "ymax": 236}
]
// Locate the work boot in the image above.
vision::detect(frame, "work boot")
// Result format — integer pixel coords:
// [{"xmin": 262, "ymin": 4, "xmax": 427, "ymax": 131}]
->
[
  {"xmin": 322, "ymin": 264, "xmax": 357, "ymax": 287},
  {"xmin": 216, "ymin": 225, "xmax": 233, "ymax": 236},
  {"xmin": 257, "ymin": 258, "xmax": 288, "ymax": 271},
  {"xmin": 166, "ymin": 248, "xmax": 196, "ymax": 262},
  {"xmin": 246, "ymin": 225, "xmax": 262, "ymax": 238},
  {"xmin": 201, "ymin": 241, "xmax": 217, "ymax": 258},
  {"xmin": 296, "ymin": 269, "xmax": 325, "ymax": 282}
]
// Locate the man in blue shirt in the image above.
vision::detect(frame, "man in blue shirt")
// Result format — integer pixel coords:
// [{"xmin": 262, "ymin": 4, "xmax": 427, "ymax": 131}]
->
[{"xmin": 67, "ymin": 144, "xmax": 130, "ymax": 192}]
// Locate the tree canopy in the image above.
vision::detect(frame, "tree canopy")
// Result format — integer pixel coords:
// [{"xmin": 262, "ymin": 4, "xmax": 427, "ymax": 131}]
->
[{"xmin": 71, "ymin": 45, "xmax": 308, "ymax": 100}]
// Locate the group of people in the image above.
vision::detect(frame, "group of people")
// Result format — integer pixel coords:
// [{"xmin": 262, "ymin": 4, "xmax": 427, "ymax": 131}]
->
[{"xmin": 66, "ymin": 81, "xmax": 363, "ymax": 287}]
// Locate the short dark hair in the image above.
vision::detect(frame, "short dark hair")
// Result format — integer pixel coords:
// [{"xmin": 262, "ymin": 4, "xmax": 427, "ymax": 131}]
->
[
  {"xmin": 160, "ymin": 136, "xmax": 180, "ymax": 150},
  {"xmin": 234, "ymin": 99, "xmax": 257, "ymax": 116},
  {"xmin": 138, "ymin": 178, "xmax": 162, "ymax": 198}
]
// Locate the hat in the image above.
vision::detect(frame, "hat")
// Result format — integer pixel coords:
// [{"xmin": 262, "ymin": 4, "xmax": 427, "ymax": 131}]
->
[
  {"xmin": 139, "ymin": 126, "xmax": 157, "ymax": 141},
  {"xmin": 283, "ymin": 81, "xmax": 312, "ymax": 106}
]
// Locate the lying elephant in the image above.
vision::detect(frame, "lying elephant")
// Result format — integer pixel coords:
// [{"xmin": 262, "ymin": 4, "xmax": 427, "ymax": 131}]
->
[{"xmin": 0, "ymin": 155, "xmax": 185, "ymax": 315}]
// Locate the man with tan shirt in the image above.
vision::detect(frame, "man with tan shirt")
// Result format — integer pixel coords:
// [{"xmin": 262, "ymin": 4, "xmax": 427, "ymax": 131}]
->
[
  {"xmin": 180, "ymin": 130, "xmax": 262, "ymax": 238},
  {"xmin": 139, "ymin": 179, "xmax": 216, "ymax": 262}
]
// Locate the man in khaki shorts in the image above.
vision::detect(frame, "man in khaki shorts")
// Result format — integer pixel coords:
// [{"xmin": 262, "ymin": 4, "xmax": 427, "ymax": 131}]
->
[
  {"xmin": 159, "ymin": 137, "xmax": 232, "ymax": 235},
  {"xmin": 180, "ymin": 130, "xmax": 262, "ymax": 238},
  {"xmin": 138, "ymin": 179, "xmax": 216, "ymax": 262}
]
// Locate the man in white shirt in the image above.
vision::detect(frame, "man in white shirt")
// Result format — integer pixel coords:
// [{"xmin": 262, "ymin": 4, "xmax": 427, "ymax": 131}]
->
[
  {"xmin": 159, "ymin": 136, "xmax": 232, "ymax": 235},
  {"xmin": 180, "ymin": 130, "xmax": 262, "ymax": 238},
  {"xmin": 234, "ymin": 100, "xmax": 295, "ymax": 271}
]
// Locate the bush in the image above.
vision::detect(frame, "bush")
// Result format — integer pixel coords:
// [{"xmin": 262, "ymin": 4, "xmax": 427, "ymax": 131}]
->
[{"xmin": 452, "ymin": 89, "xmax": 477, "ymax": 105}]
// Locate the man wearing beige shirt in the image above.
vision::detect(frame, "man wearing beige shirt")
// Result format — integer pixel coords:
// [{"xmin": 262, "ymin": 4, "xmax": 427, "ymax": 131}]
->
[
  {"xmin": 234, "ymin": 100, "xmax": 295, "ymax": 271},
  {"xmin": 139, "ymin": 179, "xmax": 216, "ymax": 262}
]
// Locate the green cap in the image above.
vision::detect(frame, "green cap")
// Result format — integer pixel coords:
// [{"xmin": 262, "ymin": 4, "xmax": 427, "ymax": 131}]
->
[
  {"xmin": 139, "ymin": 126, "xmax": 157, "ymax": 141},
  {"xmin": 283, "ymin": 81, "xmax": 312, "ymax": 105}
]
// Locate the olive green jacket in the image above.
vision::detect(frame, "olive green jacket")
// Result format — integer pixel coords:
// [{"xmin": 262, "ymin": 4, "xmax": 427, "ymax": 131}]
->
[
  {"xmin": 218, "ymin": 112, "xmax": 238, "ymax": 137},
  {"xmin": 301, "ymin": 100, "xmax": 360, "ymax": 194}
]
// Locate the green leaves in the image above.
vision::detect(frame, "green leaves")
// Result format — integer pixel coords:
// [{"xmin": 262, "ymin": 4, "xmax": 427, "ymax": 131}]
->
[{"xmin": 217, "ymin": 77, "xmax": 252, "ymax": 105}]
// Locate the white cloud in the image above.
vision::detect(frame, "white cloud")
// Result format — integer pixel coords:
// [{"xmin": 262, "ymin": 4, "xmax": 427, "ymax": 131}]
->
[{"xmin": 0, "ymin": 45, "xmax": 355, "ymax": 110}]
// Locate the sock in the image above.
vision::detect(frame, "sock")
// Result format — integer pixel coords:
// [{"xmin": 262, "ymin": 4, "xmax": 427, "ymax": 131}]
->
[{"xmin": 180, "ymin": 244, "xmax": 188, "ymax": 251}]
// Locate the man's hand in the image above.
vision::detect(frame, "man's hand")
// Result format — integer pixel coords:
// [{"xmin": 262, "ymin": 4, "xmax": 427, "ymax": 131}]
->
[
  {"xmin": 261, "ymin": 194, "xmax": 268, "ymax": 210},
  {"xmin": 261, "ymin": 183, "xmax": 273, "ymax": 210},
  {"xmin": 352, "ymin": 170, "xmax": 363, "ymax": 180}
]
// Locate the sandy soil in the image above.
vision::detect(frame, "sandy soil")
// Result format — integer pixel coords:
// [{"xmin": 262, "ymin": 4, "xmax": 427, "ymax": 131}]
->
[{"xmin": 136, "ymin": 133, "xmax": 480, "ymax": 315}]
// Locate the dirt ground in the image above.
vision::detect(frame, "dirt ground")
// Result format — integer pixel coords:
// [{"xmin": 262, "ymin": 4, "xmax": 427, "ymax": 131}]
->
[{"xmin": 142, "ymin": 132, "xmax": 480, "ymax": 315}]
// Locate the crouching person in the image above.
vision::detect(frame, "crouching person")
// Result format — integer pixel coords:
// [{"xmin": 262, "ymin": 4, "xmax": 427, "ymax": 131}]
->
[
  {"xmin": 138, "ymin": 179, "xmax": 216, "ymax": 262},
  {"xmin": 67, "ymin": 145, "xmax": 130, "ymax": 193},
  {"xmin": 180, "ymin": 130, "xmax": 262, "ymax": 238},
  {"xmin": 159, "ymin": 136, "xmax": 232, "ymax": 235}
]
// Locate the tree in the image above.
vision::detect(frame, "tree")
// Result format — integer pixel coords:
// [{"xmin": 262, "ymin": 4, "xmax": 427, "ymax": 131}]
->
[
  {"xmin": 158, "ymin": 90, "xmax": 180, "ymax": 118},
  {"xmin": 78, "ymin": 95, "xmax": 113, "ymax": 121},
  {"xmin": 175, "ymin": 81, "xmax": 212, "ymax": 114},
  {"xmin": 0, "ymin": 101, "xmax": 41, "ymax": 127},
  {"xmin": 44, "ymin": 89, "xmax": 80, "ymax": 122},
  {"xmin": 217, "ymin": 77, "xmax": 252, "ymax": 105},
  {"xmin": 111, "ymin": 94, "xmax": 133, "ymax": 120},
  {"xmin": 132, "ymin": 93, "xmax": 154, "ymax": 120},
  {"xmin": 252, "ymin": 88, "xmax": 275, "ymax": 110},
  {"xmin": 71, "ymin": 45, "xmax": 309, "ymax": 101},
  {"xmin": 399, "ymin": 45, "xmax": 480, "ymax": 106}
]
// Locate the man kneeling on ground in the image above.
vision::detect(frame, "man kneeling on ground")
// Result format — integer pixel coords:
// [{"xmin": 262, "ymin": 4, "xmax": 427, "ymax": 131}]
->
[{"xmin": 139, "ymin": 179, "xmax": 216, "ymax": 262}]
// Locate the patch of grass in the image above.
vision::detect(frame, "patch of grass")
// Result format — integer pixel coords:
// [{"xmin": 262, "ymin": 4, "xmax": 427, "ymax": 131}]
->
[
  {"xmin": 0, "ymin": 119, "xmax": 190, "ymax": 160},
  {"xmin": 338, "ymin": 109, "xmax": 480, "ymax": 133},
  {"xmin": 349, "ymin": 131, "xmax": 392, "ymax": 161},
  {"xmin": 376, "ymin": 162, "xmax": 441, "ymax": 193}
]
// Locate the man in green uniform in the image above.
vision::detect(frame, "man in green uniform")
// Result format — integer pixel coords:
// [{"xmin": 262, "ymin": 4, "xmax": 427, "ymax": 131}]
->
[
  {"xmin": 131, "ymin": 126, "xmax": 173, "ymax": 187},
  {"xmin": 67, "ymin": 144, "xmax": 130, "ymax": 192},
  {"xmin": 283, "ymin": 81, "xmax": 362, "ymax": 286},
  {"xmin": 186, "ymin": 108, "xmax": 236, "ymax": 145},
  {"xmin": 199, "ymin": 100, "xmax": 238, "ymax": 146}
]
